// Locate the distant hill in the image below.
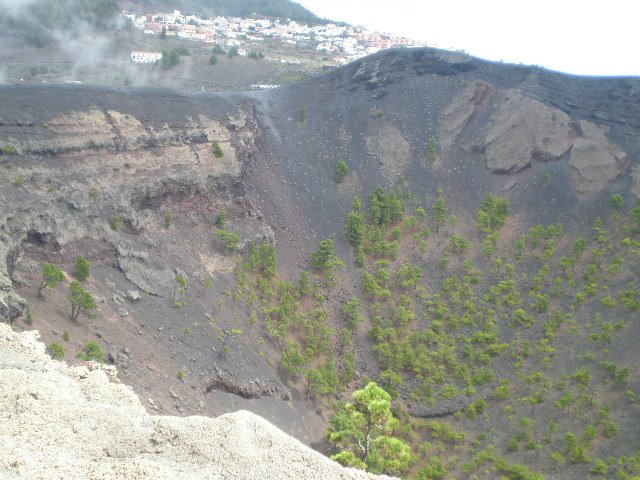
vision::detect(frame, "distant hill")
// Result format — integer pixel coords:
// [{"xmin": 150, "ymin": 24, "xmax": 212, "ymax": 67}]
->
[
  {"xmin": 123, "ymin": 0, "xmax": 325, "ymax": 23},
  {"xmin": 0, "ymin": 0, "xmax": 324, "ymax": 49}
]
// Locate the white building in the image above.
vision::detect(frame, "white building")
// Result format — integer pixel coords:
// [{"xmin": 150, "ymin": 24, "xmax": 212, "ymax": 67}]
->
[
  {"xmin": 133, "ymin": 17, "xmax": 146, "ymax": 30},
  {"xmin": 131, "ymin": 51, "xmax": 163, "ymax": 63},
  {"xmin": 316, "ymin": 42, "xmax": 334, "ymax": 52}
]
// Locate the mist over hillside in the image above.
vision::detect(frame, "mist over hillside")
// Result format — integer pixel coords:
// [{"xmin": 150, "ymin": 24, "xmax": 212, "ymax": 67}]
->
[
  {"xmin": 0, "ymin": 0, "xmax": 336, "ymax": 93},
  {"xmin": 0, "ymin": 0, "xmax": 120, "ymax": 46}
]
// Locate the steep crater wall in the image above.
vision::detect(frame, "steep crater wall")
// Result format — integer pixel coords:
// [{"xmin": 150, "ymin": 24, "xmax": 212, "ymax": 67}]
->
[{"xmin": 0, "ymin": 86, "xmax": 261, "ymax": 319}]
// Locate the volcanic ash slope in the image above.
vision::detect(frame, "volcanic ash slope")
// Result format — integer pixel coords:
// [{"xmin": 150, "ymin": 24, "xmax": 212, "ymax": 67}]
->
[{"xmin": 0, "ymin": 324, "xmax": 388, "ymax": 480}]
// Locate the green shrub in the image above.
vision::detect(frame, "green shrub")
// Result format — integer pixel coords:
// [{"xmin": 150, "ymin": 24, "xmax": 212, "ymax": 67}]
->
[
  {"xmin": 216, "ymin": 229, "xmax": 239, "ymax": 252},
  {"xmin": 345, "ymin": 208, "xmax": 365, "ymax": 247},
  {"xmin": 310, "ymin": 238, "xmax": 344, "ymax": 282},
  {"xmin": 280, "ymin": 339, "xmax": 305, "ymax": 379},
  {"xmin": 592, "ymin": 459, "xmax": 607, "ymax": 475},
  {"xmin": 214, "ymin": 207, "xmax": 226, "ymax": 227},
  {"xmin": 610, "ymin": 193, "xmax": 624, "ymax": 209},
  {"xmin": 161, "ymin": 47, "xmax": 189, "ymax": 69},
  {"xmin": 572, "ymin": 368, "xmax": 591, "ymax": 386},
  {"xmin": 466, "ymin": 398, "xmax": 487, "ymax": 419},
  {"xmin": 246, "ymin": 242, "xmax": 277, "ymax": 278},
  {"xmin": 369, "ymin": 187, "xmax": 405, "ymax": 226},
  {"xmin": 507, "ymin": 437, "xmax": 519, "ymax": 452},
  {"xmin": 38, "ymin": 261, "xmax": 65, "ymax": 297},
  {"xmin": 425, "ymin": 136, "xmax": 439, "ymax": 162},
  {"xmin": 24, "ymin": 306, "xmax": 34, "ymax": 325},
  {"xmin": 110, "ymin": 214, "xmax": 123, "ymax": 231},
  {"xmin": 2, "ymin": 144, "xmax": 16, "ymax": 155},
  {"xmin": 73, "ymin": 256, "xmax": 91, "ymax": 281},
  {"xmin": 342, "ymin": 297, "xmax": 361, "ymax": 328},
  {"xmin": 77, "ymin": 340, "xmax": 104, "ymax": 362},
  {"xmin": 354, "ymin": 245, "xmax": 365, "ymax": 267},
  {"xmin": 68, "ymin": 280, "xmax": 97, "ymax": 320},
  {"xmin": 335, "ymin": 160, "xmax": 349, "ymax": 183},
  {"xmin": 418, "ymin": 455, "xmax": 447, "ymax": 479},
  {"xmin": 300, "ymin": 105, "xmax": 309, "ymax": 122},
  {"xmin": 172, "ymin": 274, "xmax": 188, "ymax": 305},
  {"xmin": 428, "ymin": 420, "xmax": 466, "ymax": 444},
  {"xmin": 212, "ymin": 141, "xmax": 224, "ymax": 157},
  {"xmin": 494, "ymin": 379, "xmax": 511, "ymax": 400},
  {"xmin": 476, "ymin": 194, "xmax": 509, "ymax": 233},
  {"xmin": 631, "ymin": 198, "xmax": 640, "ymax": 232},
  {"xmin": 602, "ymin": 420, "xmax": 619, "ymax": 438},
  {"xmin": 47, "ymin": 342, "xmax": 65, "ymax": 359}
]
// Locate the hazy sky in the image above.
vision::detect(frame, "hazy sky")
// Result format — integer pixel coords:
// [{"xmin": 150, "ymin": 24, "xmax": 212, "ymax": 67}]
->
[{"xmin": 296, "ymin": 0, "xmax": 639, "ymax": 76}]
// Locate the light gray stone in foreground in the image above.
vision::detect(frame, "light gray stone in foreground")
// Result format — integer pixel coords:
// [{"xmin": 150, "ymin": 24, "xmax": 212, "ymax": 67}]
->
[{"xmin": 0, "ymin": 324, "xmax": 390, "ymax": 480}]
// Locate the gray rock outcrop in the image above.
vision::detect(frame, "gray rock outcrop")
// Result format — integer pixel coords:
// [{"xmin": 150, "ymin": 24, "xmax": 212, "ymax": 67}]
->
[
  {"xmin": 632, "ymin": 166, "xmax": 640, "ymax": 198},
  {"xmin": 0, "ymin": 233, "xmax": 25, "ymax": 321},
  {"xmin": 439, "ymin": 83, "xmax": 631, "ymax": 192},
  {"xmin": 481, "ymin": 90, "xmax": 574, "ymax": 173},
  {"xmin": 365, "ymin": 124, "xmax": 412, "ymax": 181},
  {"xmin": 438, "ymin": 80, "xmax": 491, "ymax": 153},
  {"xmin": 568, "ymin": 121, "xmax": 628, "ymax": 193},
  {"xmin": 0, "ymin": 324, "xmax": 389, "ymax": 480}
]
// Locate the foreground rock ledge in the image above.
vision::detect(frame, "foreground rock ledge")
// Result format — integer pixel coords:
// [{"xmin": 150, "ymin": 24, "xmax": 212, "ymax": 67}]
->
[{"xmin": 0, "ymin": 324, "xmax": 388, "ymax": 480}]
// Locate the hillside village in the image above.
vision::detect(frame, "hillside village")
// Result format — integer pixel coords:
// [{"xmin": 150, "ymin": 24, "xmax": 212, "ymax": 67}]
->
[{"xmin": 123, "ymin": 9, "xmax": 424, "ymax": 65}]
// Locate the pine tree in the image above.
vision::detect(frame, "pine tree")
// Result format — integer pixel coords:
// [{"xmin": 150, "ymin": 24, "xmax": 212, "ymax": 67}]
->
[
  {"xmin": 346, "ymin": 210, "xmax": 365, "ymax": 247},
  {"xmin": 38, "ymin": 262, "xmax": 65, "ymax": 297},
  {"xmin": 73, "ymin": 256, "xmax": 90, "ymax": 281},
  {"xmin": 432, "ymin": 189, "xmax": 447, "ymax": 233},
  {"xmin": 67, "ymin": 281, "xmax": 96, "ymax": 320},
  {"xmin": 327, "ymin": 382, "xmax": 410, "ymax": 475}
]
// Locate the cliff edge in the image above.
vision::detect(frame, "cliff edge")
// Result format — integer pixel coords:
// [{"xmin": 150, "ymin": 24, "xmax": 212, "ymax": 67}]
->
[{"xmin": 0, "ymin": 323, "xmax": 388, "ymax": 480}]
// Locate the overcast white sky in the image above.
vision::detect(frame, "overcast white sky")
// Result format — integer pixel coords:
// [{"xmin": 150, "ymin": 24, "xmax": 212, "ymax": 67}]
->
[{"xmin": 296, "ymin": 0, "xmax": 639, "ymax": 76}]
